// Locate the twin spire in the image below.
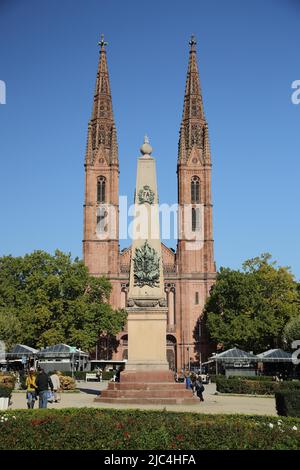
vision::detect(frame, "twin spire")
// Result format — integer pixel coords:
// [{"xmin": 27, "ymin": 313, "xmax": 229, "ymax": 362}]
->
[
  {"xmin": 85, "ymin": 34, "xmax": 211, "ymax": 166},
  {"xmin": 178, "ymin": 35, "xmax": 211, "ymax": 164},
  {"xmin": 85, "ymin": 34, "xmax": 118, "ymax": 166}
]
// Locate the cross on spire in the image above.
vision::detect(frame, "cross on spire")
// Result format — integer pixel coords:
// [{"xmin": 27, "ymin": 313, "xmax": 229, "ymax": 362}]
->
[
  {"xmin": 189, "ymin": 34, "xmax": 197, "ymax": 51},
  {"xmin": 98, "ymin": 34, "xmax": 108, "ymax": 50}
]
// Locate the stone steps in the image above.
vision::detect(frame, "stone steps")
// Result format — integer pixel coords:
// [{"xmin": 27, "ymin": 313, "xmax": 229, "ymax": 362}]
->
[
  {"xmin": 95, "ymin": 396, "xmax": 198, "ymax": 405},
  {"xmin": 100, "ymin": 389, "xmax": 194, "ymax": 398},
  {"xmin": 95, "ymin": 370, "xmax": 197, "ymax": 405},
  {"xmin": 107, "ymin": 382, "xmax": 187, "ymax": 391}
]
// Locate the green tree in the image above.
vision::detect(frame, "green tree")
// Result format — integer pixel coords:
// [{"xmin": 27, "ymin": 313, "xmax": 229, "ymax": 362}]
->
[
  {"xmin": 0, "ymin": 250, "xmax": 127, "ymax": 351},
  {"xmin": 283, "ymin": 315, "xmax": 300, "ymax": 345},
  {"xmin": 205, "ymin": 254, "xmax": 300, "ymax": 352}
]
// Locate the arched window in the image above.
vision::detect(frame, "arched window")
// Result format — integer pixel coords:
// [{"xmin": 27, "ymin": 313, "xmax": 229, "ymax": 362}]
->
[
  {"xmin": 191, "ymin": 176, "xmax": 200, "ymax": 203},
  {"xmin": 192, "ymin": 207, "xmax": 200, "ymax": 232},
  {"xmin": 96, "ymin": 206, "xmax": 108, "ymax": 233},
  {"xmin": 97, "ymin": 176, "xmax": 106, "ymax": 203}
]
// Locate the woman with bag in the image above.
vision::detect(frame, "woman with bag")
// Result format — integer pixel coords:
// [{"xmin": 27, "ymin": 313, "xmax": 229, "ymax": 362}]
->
[{"xmin": 25, "ymin": 368, "xmax": 37, "ymax": 409}]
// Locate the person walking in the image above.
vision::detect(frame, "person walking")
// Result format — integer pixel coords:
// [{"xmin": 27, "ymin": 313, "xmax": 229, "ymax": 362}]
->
[
  {"xmin": 36, "ymin": 368, "xmax": 54, "ymax": 409},
  {"xmin": 50, "ymin": 371, "xmax": 61, "ymax": 403},
  {"xmin": 195, "ymin": 376, "xmax": 205, "ymax": 402},
  {"xmin": 25, "ymin": 368, "xmax": 37, "ymax": 409},
  {"xmin": 190, "ymin": 372, "xmax": 197, "ymax": 396},
  {"xmin": 185, "ymin": 372, "xmax": 191, "ymax": 390}
]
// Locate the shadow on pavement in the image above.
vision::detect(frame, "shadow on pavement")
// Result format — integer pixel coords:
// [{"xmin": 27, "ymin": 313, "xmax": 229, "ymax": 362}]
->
[{"xmin": 77, "ymin": 387, "xmax": 101, "ymax": 396}]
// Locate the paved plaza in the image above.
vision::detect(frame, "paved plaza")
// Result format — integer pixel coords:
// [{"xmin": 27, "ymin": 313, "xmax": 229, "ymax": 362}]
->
[{"xmin": 9, "ymin": 381, "xmax": 277, "ymax": 416}]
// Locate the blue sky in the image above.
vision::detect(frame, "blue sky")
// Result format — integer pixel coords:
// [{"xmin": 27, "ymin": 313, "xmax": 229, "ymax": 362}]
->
[{"xmin": 0, "ymin": 0, "xmax": 299, "ymax": 279}]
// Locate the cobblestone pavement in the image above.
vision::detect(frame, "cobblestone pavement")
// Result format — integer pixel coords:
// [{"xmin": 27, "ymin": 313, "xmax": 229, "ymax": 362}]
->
[{"xmin": 9, "ymin": 381, "xmax": 277, "ymax": 416}]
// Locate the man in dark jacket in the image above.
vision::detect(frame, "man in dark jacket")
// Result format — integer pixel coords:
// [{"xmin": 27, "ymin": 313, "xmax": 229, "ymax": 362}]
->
[
  {"xmin": 195, "ymin": 377, "xmax": 205, "ymax": 402},
  {"xmin": 36, "ymin": 368, "xmax": 53, "ymax": 409}
]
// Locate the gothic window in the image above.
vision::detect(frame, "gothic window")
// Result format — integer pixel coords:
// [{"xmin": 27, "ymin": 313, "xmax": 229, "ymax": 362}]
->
[
  {"xmin": 97, "ymin": 176, "xmax": 106, "ymax": 203},
  {"xmin": 192, "ymin": 207, "xmax": 200, "ymax": 232},
  {"xmin": 191, "ymin": 176, "xmax": 200, "ymax": 203},
  {"xmin": 100, "ymin": 77, "xmax": 108, "ymax": 93},
  {"xmin": 96, "ymin": 206, "xmax": 108, "ymax": 233},
  {"xmin": 192, "ymin": 98, "xmax": 198, "ymax": 117},
  {"xmin": 92, "ymin": 125, "xmax": 97, "ymax": 150},
  {"xmin": 99, "ymin": 125, "xmax": 106, "ymax": 145},
  {"xmin": 195, "ymin": 292, "xmax": 199, "ymax": 305}
]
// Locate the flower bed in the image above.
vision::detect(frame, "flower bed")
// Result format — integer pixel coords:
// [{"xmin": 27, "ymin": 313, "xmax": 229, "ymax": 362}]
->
[{"xmin": 0, "ymin": 409, "xmax": 299, "ymax": 450}]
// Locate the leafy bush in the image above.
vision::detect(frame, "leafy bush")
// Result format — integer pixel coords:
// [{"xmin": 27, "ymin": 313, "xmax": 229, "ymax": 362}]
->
[
  {"xmin": 0, "ymin": 385, "xmax": 13, "ymax": 398},
  {"xmin": 0, "ymin": 409, "xmax": 299, "ymax": 450},
  {"xmin": 276, "ymin": 391, "xmax": 300, "ymax": 417},
  {"xmin": 56, "ymin": 374, "xmax": 76, "ymax": 391},
  {"xmin": 216, "ymin": 376, "xmax": 300, "ymax": 395},
  {"xmin": 0, "ymin": 372, "xmax": 16, "ymax": 388}
]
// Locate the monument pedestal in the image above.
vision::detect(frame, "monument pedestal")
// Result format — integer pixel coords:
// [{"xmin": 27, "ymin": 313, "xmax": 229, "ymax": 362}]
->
[
  {"xmin": 125, "ymin": 306, "xmax": 169, "ymax": 371},
  {"xmin": 95, "ymin": 306, "xmax": 198, "ymax": 405}
]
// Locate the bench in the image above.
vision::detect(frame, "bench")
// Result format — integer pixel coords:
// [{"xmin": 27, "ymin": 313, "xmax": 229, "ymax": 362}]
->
[{"xmin": 85, "ymin": 373, "xmax": 98, "ymax": 382}]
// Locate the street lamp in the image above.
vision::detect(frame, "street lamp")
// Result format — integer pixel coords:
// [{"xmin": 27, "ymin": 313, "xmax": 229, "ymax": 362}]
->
[{"xmin": 199, "ymin": 319, "xmax": 202, "ymax": 372}]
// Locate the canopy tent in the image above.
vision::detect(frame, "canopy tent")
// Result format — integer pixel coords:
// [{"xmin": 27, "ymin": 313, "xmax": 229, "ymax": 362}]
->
[
  {"xmin": 38, "ymin": 343, "xmax": 89, "ymax": 358},
  {"xmin": 8, "ymin": 344, "xmax": 38, "ymax": 357},
  {"xmin": 257, "ymin": 349, "xmax": 293, "ymax": 363},
  {"xmin": 211, "ymin": 347, "xmax": 258, "ymax": 363}
]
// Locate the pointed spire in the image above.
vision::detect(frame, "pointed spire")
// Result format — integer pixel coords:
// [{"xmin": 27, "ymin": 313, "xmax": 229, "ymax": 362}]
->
[
  {"xmin": 86, "ymin": 34, "xmax": 118, "ymax": 165},
  {"xmin": 178, "ymin": 35, "xmax": 209, "ymax": 163}
]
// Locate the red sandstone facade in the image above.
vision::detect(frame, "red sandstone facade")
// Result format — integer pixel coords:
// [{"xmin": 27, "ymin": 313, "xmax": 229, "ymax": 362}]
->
[{"xmin": 83, "ymin": 36, "xmax": 216, "ymax": 371}]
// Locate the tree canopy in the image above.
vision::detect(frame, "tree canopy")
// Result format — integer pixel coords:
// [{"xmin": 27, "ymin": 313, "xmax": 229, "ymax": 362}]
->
[
  {"xmin": 0, "ymin": 250, "xmax": 127, "ymax": 351},
  {"xmin": 284, "ymin": 315, "xmax": 300, "ymax": 346},
  {"xmin": 205, "ymin": 254, "xmax": 300, "ymax": 353}
]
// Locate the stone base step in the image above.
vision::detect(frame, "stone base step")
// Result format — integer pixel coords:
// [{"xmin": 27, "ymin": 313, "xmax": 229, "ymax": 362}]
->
[
  {"xmin": 107, "ymin": 382, "xmax": 189, "ymax": 391},
  {"xmin": 95, "ymin": 396, "xmax": 199, "ymax": 405},
  {"xmin": 101, "ymin": 389, "xmax": 194, "ymax": 398}
]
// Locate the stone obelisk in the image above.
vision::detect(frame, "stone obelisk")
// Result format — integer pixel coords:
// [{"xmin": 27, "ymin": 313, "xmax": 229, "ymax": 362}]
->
[
  {"xmin": 96, "ymin": 138, "xmax": 197, "ymax": 403},
  {"xmin": 125, "ymin": 136, "xmax": 169, "ymax": 373}
]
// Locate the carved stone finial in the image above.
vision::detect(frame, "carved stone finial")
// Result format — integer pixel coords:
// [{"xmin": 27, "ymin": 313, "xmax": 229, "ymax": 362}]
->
[{"xmin": 140, "ymin": 135, "xmax": 153, "ymax": 156}]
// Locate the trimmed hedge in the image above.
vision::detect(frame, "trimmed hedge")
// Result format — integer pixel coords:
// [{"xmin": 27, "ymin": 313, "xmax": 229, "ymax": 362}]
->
[
  {"xmin": 216, "ymin": 376, "xmax": 300, "ymax": 395},
  {"xmin": 276, "ymin": 391, "xmax": 300, "ymax": 418},
  {"xmin": 0, "ymin": 409, "xmax": 299, "ymax": 450},
  {"xmin": 228, "ymin": 375, "xmax": 275, "ymax": 381},
  {"xmin": 60, "ymin": 371, "xmax": 116, "ymax": 381}
]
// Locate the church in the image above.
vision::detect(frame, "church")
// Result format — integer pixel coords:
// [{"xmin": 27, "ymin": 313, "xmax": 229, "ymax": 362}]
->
[{"xmin": 83, "ymin": 35, "xmax": 216, "ymax": 371}]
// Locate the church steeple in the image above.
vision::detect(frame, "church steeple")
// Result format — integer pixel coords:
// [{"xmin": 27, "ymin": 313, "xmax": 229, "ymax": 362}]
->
[
  {"xmin": 178, "ymin": 35, "xmax": 210, "ymax": 164},
  {"xmin": 85, "ymin": 34, "xmax": 118, "ymax": 165},
  {"xmin": 83, "ymin": 36, "xmax": 119, "ymax": 278}
]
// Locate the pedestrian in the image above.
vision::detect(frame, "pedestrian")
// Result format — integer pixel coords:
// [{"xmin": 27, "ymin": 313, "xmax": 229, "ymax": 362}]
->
[
  {"xmin": 50, "ymin": 371, "xmax": 61, "ymax": 403},
  {"xmin": 185, "ymin": 372, "xmax": 191, "ymax": 390},
  {"xmin": 25, "ymin": 368, "xmax": 37, "ymax": 409},
  {"xmin": 195, "ymin": 376, "xmax": 205, "ymax": 402},
  {"xmin": 190, "ymin": 372, "xmax": 197, "ymax": 396},
  {"xmin": 35, "ymin": 368, "xmax": 54, "ymax": 409},
  {"xmin": 96, "ymin": 367, "xmax": 101, "ymax": 382}
]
